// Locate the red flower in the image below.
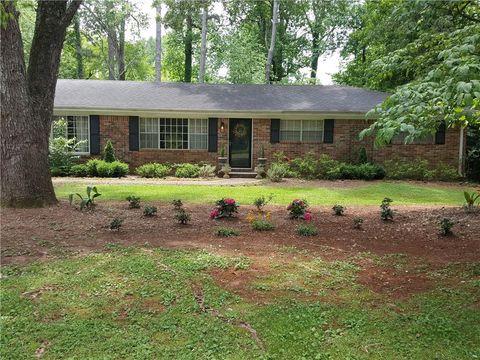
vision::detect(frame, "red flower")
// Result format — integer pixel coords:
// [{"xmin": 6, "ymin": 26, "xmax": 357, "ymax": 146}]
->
[
  {"xmin": 224, "ymin": 198, "xmax": 236, "ymax": 205},
  {"xmin": 210, "ymin": 209, "xmax": 220, "ymax": 218},
  {"xmin": 304, "ymin": 212, "xmax": 312, "ymax": 222}
]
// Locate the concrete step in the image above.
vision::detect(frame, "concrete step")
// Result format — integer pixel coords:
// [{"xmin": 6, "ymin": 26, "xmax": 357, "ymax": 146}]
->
[{"xmin": 229, "ymin": 171, "xmax": 257, "ymax": 178}]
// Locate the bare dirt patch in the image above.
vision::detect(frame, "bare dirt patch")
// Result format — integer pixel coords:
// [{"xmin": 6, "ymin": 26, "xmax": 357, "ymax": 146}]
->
[{"xmin": 1, "ymin": 202, "xmax": 478, "ymax": 299}]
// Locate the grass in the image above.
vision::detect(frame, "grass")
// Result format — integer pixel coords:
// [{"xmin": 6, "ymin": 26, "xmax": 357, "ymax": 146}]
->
[
  {"xmin": 54, "ymin": 181, "xmax": 473, "ymax": 206},
  {"xmin": 1, "ymin": 246, "xmax": 479, "ymax": 359}
]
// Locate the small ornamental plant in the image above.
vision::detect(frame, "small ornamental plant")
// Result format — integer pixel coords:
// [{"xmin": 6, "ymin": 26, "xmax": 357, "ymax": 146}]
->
[
  {"xmin": 143, "ymin": 206, "xmax": 158, "ymax": 217},
  {"xmin": 253, "ymin": 194, "xmax": 274, "ymax": 212},
  {"xmin": 215, "ymin": 227, "xmax": 240, "ymax": 237},
  {"xmin": 287, "ymin": 199, "xmax": 312, "ymax": 221},
  {"xmin": 109, "ymin": 217, "xmax": 123, "ymax": 231},
  {"xmin": 126, "ymin": 195, "xmax": 141, "ymax": 209},
  {"xmin": 380, "ymin": 197, "xmax": 394, "ymax": 221},
  {"xmin": 332, "ymin": 204, "xmax": 346, "ymax": 216},
  {"xmin": 172, "ymin": 199, "xmax": 183, "ymax": 210},
  {"xmin": 174, "ymin": 209, "xmax": 191, "ymax": 224},
  {"xmin": 353, "ymin": 217, "xmax": 364, "ymax": 229},
  {"xmin": 439, "ymin": 218, "xmax": 456, "ymax": 236},
  {"xmin": 296, "ymin": 224, "xmax": 318, "ymax": 236},
  {"xmin": 210, "ymin": 198, "xmax": 239, "ymax": 219}
]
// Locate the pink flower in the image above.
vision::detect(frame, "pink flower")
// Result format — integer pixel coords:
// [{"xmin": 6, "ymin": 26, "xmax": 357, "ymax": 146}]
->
[
  {"xmin": 304, "ymin": 212, "xmax": 312, "ymax": 222},
  {"xmin": 224, "ymin": 198, "xmax": 236, "ymax": 205},
  {"xmin": 210, "ymin": 209, "xmax": 220, "ymax": 218}
]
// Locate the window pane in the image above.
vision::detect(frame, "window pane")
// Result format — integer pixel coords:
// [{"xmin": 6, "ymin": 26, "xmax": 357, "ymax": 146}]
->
[
  {"xmin": 139, "ymin": 118, "xmax": 159, "ymax": 149},
  {"xmin": 189, "ymin": 119, "xmax": 208, "ymax": 149},
  {"xmin": 280, "ymin": 120, "xmax": 301, "ymax": 141},
  {"xmin": 66, "ymin": 116, "xmax": 89, "ymax": 153},
  {"xmin": 302, "ymin": 120, "xmax": 323, "ymax": 142}
]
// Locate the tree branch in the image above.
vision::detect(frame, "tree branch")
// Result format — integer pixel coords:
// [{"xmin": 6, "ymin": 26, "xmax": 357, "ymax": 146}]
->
[{"xmin": 62, "ymin": 0, "xmax": 83, "ymax": 28}]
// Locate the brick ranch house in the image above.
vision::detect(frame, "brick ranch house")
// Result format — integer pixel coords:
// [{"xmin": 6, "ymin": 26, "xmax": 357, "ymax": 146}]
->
[{"xmin": 53, "ymin": 79, "xmax": 465, "ymax": 172}]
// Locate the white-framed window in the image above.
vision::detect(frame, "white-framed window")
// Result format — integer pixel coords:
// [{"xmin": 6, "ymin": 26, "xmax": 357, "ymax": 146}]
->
[
  {"xmin": 139, "ymin": 117, "xmax": 208, "ymax": 150},
  {"xmin": 392, "ymin": 132, "xmax": 434, "ymax": 145},
  {"xmin": 52, "ymin": 115, "xmax": 90, "ymax": 154},
  {"xmin": 280, "ymin": 119, "xmax": 324, "ymax": 142}
]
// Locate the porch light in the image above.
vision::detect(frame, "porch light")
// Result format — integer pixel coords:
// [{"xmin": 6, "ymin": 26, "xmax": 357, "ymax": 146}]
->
[{"xmin": 220, "ymin": 121, "xmax": 225, "ymax": 132}]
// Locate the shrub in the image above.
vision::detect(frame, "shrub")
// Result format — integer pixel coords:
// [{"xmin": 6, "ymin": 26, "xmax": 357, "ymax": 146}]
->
[
  {"xmin": 383, "ymin": 158, "xmax": 459, "ymax": 181},
  {"xmin": 103, "ymin": 140, "xmax": 116, "ymax": 162},
  {"xmin": 267, "ymin": 162, "xmax": 288, "ymax": 182},
  {"xmin": 49, "ymin": 118, "xmax": 85, "ymax": 176},
  {"xmin": 175, "ymin": 163, "xmax": 201, "ymax": 178},
  {"xmin": 290, "ymin": 153, "xmax": 318, "ymax": 180},
  {"xmin": 174, "ymin": 209, "xmax": 191, "ymax": 224},
  {"xmin": 210, "ymin": 198, "xmax": 239, "ymax": 219},
  {"xmin": 215, "ymin": 227, "xmax": 240, "ymax": 237},
  {"xmin": 198, "ymin": 164, "xmax": 216, "ymax": 178},
  {"xmin": 358, "ymin": 147, "xmax": 368, "ymax": 164},
  {"xmin": 380, "ymin": 197, "xmax": 394, "ymax": 221},
  {"xmin": 439, "ymin": 218, "xmax": 456, "ymax": 236},
  {"xmin": 70, "ymin": 164, "xmax": 89, "ymax": 177},
  {"xmin": 287, "ymin": 199, "xmax": 311, "ymax": 220},
  {"xmin": 126, "ymin": 195, "xmax": 141, "ymax": 209},
  {"xmin": 251, "ymin": 219, "xmax": 276, "ymax": 231},
  {"xmin": 136, "ymin": 163, "xmax": 171, "ymax": 178},
  {"xmin": 353, "ymin": 217, "xmax": 364, "ymax": 229},
  {"xmin": 109, "ymin": 217, "xmax": 123, "ymax": 231},
  {"xmin": 85, "ymin": 159, "xmax": 102, "ymax": 177},
  {"xmin": 253, "ymin": 194, "xmax": 274, "ymax": 212},
  {"xmin": 143, "ymin": 206, "xmax": 157, "ymax": 217},
  {"xmin": 317, "ymin": 154, "xmax": 342, "ymax": 179},
  {"xmin": 463, "ymin": 191, "xmax": 480, "ymax": 212},
  {"xmin": 296, "ymin": 224, "xmax": 318, "ymax": 236},
  {"xmin": 332, "ymin": 204, "xmax": 345, "ymax": 216},
  {"xmin": 69, "ymin": 186, "xmax": 101, "ymax": 211},
  {"xmin": 96, "ymin": 160, "xmax": 129, "ymax": 178}
]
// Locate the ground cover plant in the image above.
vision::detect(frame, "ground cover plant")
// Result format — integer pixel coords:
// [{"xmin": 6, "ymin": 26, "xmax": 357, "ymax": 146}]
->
[
  {"xmin": 143, "ymin": 206, "xmax": 157, "ymax": 217},
  {"xmin": 296, "ymin": 224, "xmax": 318, "ymax": 236},
  {"xmin": 215, "ymin": 227, "xmax": 240, "ymax": 237},
  {"xmin": 54, "ymin": 182, "xmax": 476, "ymax": 206},
  {"xmin": 109, "ymin": 217, "xmax": 123, "ymax": 231}
]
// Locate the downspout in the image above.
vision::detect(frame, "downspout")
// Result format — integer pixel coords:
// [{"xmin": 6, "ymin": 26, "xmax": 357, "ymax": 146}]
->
[{"xmin": 458, "ymin": 126, "xmax": 464, "ymax": 176}]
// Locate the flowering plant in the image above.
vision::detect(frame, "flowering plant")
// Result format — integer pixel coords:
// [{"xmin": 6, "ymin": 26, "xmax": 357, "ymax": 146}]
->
[
  {"xmin": 287, "ymin": 199, "xmax": 312, "ymax": 221},
  {"xmin": 210, "ymin": 198, "xmax": 239, "ymax": 219}
]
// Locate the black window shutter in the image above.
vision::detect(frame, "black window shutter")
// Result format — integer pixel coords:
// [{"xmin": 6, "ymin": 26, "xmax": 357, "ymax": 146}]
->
[
  {"xmin": 435, "ymin": 122, "xmax": 446, "ymax": 145},
  {"xmin": 270, "ymin": 119, "xmax": 280, "ymax": 143},
  {"xmin": 89, "ymin": 115, "xmax": 100, "ymax": 155},
  {"xmin": 208, "ymin": 118, "xmax": 218, "ymax": 152},
  {"xmin": 129, "ymin": 116, "xmax": 139, "ymax": 151},
  {"xmin": 324, "ymin": 119, "xmax": 334, "ymax": 143}
]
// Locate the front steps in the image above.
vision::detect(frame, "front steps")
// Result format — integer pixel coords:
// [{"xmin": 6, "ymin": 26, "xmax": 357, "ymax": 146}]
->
[{"xmin": 229, "ymin": 168, "xmax": 257, "ymax": 178}]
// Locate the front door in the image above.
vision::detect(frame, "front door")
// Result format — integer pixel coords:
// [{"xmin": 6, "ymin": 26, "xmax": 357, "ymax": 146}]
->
[{"xmin": 229, "ymin": 118, "xmax": 252, "ymax": 168}]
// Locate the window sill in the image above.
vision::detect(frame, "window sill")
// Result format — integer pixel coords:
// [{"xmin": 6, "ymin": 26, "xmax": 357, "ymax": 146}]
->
[{"xmin": 139, "ymin": 148, "xmax": 208, "ymax": 152}]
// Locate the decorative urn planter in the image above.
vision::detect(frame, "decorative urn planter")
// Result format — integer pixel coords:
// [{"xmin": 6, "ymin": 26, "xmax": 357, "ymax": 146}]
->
[{"xmin": 258, "ymin": 157, "xmax": 267, "ymax": 166}]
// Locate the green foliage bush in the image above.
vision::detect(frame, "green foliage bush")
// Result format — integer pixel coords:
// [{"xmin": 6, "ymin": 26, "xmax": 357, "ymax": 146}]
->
[
  {"xmin": 96, "ymin": 160, "xmax": 129, "ymax": 178},
  {"xmin": 439, "ymin": 218, "xmax": 455, "ymax": 236},
  {"xmin": 197, "ymin": 164, "xmax": 216, "ymax": 178},
  {"xmin": 143, "ymin": 206, "xmax": 157, "ymax": 217},
  {"xmin": 175, "ymin": 163, "xmax": 201, "ymax": 178},
  {"xmin": 380, "ymin": 197, "xmax": 394, "ymax": 221},
  {"xmin": 267, "ymin": 162, "xmax": 289, "ymax": 182},
  {"xmin": 70, "ymin": 164, "xmax": 89, "ymax": 177},
  {"xmin": 251, "ymin": 220, "xmax": 276, "ymax": 231},
  {"xmin": 135, "ymin": 163, "xmax": 172, "ymax": 178},
  {"xmin": 174, "ymin": 209, "xmax": 192, "ymax": 224},
  {"xmin": 332, "ymin": 204, "xmax": 346, "ymax": 216},
  {"xmin": 103, "ymin": 140, "xmax": 116, "ymax": 163},
  {"xmin": 109, "ymin": 217, "xmax": 123, "ymax": 231},
  {"xmin": 383, "ymin": 158, "xmax": 460, "ymax": 181},
  {"xmin": 215, "ymin": 227, "xmax": 240, "ymax": 237},
  {"xmin": 296, "ymin": 224, "xmax": 318, "ymax": 236},
  {"xmin": 126, "ymin": 195, "xmax": 141, "ymax": 209}
]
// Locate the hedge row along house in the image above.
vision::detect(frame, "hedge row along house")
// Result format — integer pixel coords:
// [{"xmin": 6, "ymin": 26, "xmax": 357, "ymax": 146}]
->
[{"xmin": 53, "ymin": 80, "xmax": 465, "ymax": 173}]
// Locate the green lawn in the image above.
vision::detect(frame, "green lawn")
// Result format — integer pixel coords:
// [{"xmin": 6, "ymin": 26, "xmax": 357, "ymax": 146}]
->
[
  {"xmin": 1, "ymin": 247, "xmax": 479, "ymax": 359},
  {"xmin": 54, "ymin": 181, "xmax": 472, "ymax": 206}
]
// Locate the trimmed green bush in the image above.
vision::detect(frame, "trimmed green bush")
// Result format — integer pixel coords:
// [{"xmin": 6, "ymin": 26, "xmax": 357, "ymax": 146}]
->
[
  {"xmin": 267, "ymin": 162, "xmax": 289, "ymax": 182},
  {"xmin": 84, "ymin": 159, "xmax": 128, "ymax": 178},
  {"xmin": 85, "ymin": 159, "xmax": 102, "ymax": 177},
  {"xmin": 103, "ymin": 140, "xmax": 116, "ymax": 162},
  {"xmin": 384, "ymin": 158, "xmax": 460, "ymax": 181},
  {"xmin": 70, "ymin": 164, "xmax": 89, "ymax": 177},
  {"xmin": 136, "ymin": 163, "xmax": 172, "ymax": 178},
  {"xmin": 175, "ymin": 163, "xmax": 200, "ymax": 178}
]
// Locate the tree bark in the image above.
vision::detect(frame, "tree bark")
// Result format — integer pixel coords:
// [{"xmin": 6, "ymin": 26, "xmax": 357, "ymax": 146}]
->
[
  {"xmin": 1, "ymin": 0, "xmax": 81, "ymax": 208},
  {"xmin": 184, "ymin": 13, "xmax": 193, "ymax": 83},
  {"xmin": 155, "ymin": 4, "xmax": 162, "ymax": 82},
  {"xmin": 73, "ymin": 14, "xmax": 84, "ymax": 79},
  {"xmin": 310, "ymin": 31, "xmax": 319, "ymax": 80},
  {"xmin": 265, "ymin": 0, "xmax": 279, "ymax": 83},
  {"xmin": 198, "ymin": 2, "xmax": 208, "ymax": 83},
  {"xmin": 118, "ymin": 17, "xmax": 126, "ymax": 80}
]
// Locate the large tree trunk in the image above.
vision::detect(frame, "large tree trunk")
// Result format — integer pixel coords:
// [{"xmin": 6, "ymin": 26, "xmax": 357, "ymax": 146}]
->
[
  {"xmin": 118, "ymin": 17, "xmax": 126, "ymax": 80},
  {"xmin": 73, "ymin": 14, "xmax": 84, "ymax": 79},
  {"xmin": 265, "ymin": 0, "xmax": 279, "ymax": 83},
  {"xmin": 155, "ymin": 4, "xmax": 162, "ymax": 82},
  {"xmin": 198, "ymin": 2, "xmax": 208, "ymax": 83},
  {"xmin": 184, "ymin": 13, "xmax": 193, "ymax": 83},
  {"xmin": 310, "ymin": 31, "xmax": 319, "ymax": 80},
  {"xmin": 1, "ymin": 0, "xmax": 81, "ymax": 208}
]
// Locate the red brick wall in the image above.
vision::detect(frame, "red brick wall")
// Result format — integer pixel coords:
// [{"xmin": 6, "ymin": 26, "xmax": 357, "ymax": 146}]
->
[{"xmin": 96, "ymin": 116, "xmax": 462, "ymax": 170}]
